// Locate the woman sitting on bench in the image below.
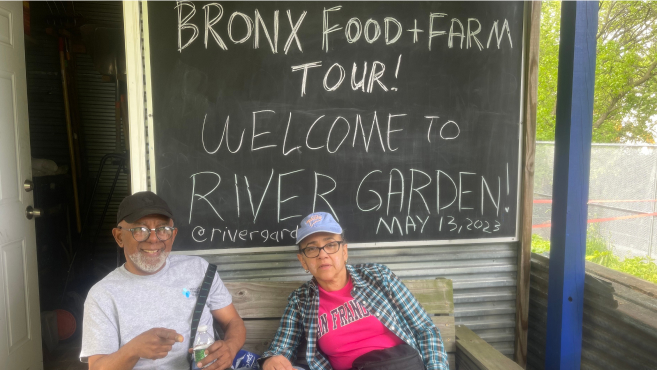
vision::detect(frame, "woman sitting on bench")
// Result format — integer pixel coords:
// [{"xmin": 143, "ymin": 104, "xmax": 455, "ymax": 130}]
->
[{"xmin": 259, "ymin": 212, "xmax": 450, "ymax": 370}]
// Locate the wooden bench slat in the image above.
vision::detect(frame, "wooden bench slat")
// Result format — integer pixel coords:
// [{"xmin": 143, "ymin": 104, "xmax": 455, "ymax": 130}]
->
[
  {"xmin": 239, "ymin": 320, "xmax": 280, "ymax": 354},
  {"xmin": 455, "ymin": 325, "xmax": 522, "ymax": 370},
  {"xmin": 226, "ymin": 281, "xmax": 301, "ymax": 318},
  {"xmin": 226, "ymin": 278, "xmax": 453, "ymax": 319},
  {"xmin": 404, "ymin": 280, "xmax": 454, "ymax": 315},
  {"xmin": 456, "ymin": 351, "xmax": 481, "ymax": 370}
]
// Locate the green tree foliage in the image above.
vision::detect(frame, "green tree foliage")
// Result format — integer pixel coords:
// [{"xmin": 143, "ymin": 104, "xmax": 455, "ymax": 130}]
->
[
  {"xmin": 537, "ymin": 1, "xmax": 657, "ymax": 143},
  {"xmin": 532, "ymin": 230, "xmax": 657, "ymax": 284},
  {"xmin": 537, "ymin": 3, "xmax": 561, "ymax": 142}
]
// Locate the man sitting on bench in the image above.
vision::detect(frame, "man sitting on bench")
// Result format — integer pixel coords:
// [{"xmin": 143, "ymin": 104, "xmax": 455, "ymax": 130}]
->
[{"xmin": 80, "ymin": 191, "xmax": 246, "ymax": 370}]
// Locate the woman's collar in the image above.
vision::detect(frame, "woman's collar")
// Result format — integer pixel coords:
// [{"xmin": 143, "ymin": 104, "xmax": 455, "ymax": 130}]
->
[{"xmin": 346, "ymin": 264, "xmax": 367, "ymax": 288}]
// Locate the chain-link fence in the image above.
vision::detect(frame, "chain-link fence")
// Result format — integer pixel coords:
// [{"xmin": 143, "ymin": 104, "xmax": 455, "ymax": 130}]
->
[{"xmin": 533, "ymin": 142, "xmax": 657, "ymax": 260}]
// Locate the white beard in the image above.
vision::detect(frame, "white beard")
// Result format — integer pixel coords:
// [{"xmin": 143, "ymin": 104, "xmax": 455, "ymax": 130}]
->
[{"xmin": 127, "ymin": 250, "xmax": 169, "ymax": 273}]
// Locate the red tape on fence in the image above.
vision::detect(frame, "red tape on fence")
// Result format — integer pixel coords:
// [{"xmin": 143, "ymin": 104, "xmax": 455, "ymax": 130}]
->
[
  {"xmin": 532, "ymin": 212, "xmax": 657, "ymax": 229},
  {"xmin": 534, "ymin": 199, "xmax": 657, "ymax": 204}
]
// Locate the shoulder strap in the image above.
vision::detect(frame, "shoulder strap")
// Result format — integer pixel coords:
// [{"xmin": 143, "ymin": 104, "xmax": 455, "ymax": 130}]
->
[{"xmin": 189, "ymin": 263, "xmax": 217, "ymax": 349}]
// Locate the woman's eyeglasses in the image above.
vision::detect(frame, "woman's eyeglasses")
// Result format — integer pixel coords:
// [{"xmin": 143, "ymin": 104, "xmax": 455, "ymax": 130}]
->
[{"xmin": 300, "ymin": 241, "xmax": 343, "ymax": 258}]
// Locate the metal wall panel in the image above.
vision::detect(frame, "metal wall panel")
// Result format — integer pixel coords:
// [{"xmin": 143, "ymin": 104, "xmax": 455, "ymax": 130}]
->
[
  {"xmin": 73, "ymin": 2, "xmax": 124, "ymax": 27},
  {"xmin": 527, "ymin": 253, "xmax": 657, "ymax": 370},
  {"xmin": 25, "ymin": 2, "xmax": 69, "ymax": 166},
  {"xmin": 191, "ymin": 242, "xmax": 519, "ymax": 357},
  {"xmin": 73, "ymin": 2, "xmax": 129, "ymax": 254},
  {"xmin": 75, "ymin": 51, "xmax": 128, "ymax": 250}
]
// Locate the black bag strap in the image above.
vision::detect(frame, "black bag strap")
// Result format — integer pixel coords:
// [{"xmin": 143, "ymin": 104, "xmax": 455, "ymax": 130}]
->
[{"xmin": 189, "ymin": 263, "xmax": 217, "ymax": 349}]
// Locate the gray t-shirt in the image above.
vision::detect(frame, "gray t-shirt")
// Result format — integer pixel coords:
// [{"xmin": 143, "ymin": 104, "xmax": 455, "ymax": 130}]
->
[{"xmin": 80, "ymin": 255, "xmax": 232, "ymax": 369}]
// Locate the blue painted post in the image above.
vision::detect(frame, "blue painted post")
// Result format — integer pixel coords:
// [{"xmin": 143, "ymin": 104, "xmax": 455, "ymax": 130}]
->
[{"xmin": 545, "ymin": 2, "xmax": 598, "ymax": 369}]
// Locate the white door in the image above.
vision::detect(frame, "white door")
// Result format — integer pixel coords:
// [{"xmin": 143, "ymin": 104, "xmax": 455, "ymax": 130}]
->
[{"xmin": 0, "ymin": 2, "xmax": 43, "ymax": 370}]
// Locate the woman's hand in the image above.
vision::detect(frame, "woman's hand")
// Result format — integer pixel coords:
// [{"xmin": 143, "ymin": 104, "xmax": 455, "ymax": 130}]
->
[{"xmin": 262, "ymin": 355, "xmax": 296, "ymax": 370}]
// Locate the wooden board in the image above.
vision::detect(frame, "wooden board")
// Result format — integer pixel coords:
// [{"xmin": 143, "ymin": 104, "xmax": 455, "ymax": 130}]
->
[
  {"xmin": 226, "ymin": 278, "xmax": 454, "ymax": 318},
  {"xmin": 404, "ymin": 279, "xmax": 454, "ymax": 315},
  {"xmin": 239, "ymin": 320, "xmax": 280, "ymax": 354},
  {"xmin": 226, "ymin": 281, "xmax": 301, "ymax": 319},
  {"xmin": 515, "ymin": 2, "xmax": 542, "ymax": 367},
  {"xmin": 456, "ymin": 325, "xmax": 522, "ymax": 370}
]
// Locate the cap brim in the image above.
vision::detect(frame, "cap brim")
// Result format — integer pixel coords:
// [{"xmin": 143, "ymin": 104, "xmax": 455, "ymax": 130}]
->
[
  {"xmin": 296, "ymin": 227, "xmax": 343, "ymax": 244},
  {"xmin": 122, "ymin": 207, "xmax": 174, "ymax": 223}
]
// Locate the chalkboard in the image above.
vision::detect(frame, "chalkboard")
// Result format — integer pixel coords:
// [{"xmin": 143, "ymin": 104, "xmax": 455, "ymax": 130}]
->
[{"xmin": 146, "ymin": 1, "xmax": 524, "ymax": 250}]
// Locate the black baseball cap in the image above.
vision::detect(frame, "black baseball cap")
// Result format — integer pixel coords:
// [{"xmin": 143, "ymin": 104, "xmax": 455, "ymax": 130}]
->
[{"xmin": 116, "ymin": 191, "xmax": 174, "ymax": 224}]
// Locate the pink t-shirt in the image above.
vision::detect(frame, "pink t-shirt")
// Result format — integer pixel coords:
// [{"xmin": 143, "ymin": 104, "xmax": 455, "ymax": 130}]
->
[{"xmin": 317, "ymin": 279, "xmax": 404, "ymax": 370}]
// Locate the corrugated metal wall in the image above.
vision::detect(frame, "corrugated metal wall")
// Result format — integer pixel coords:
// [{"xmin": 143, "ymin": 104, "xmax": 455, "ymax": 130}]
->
[
  {"xmin": 74, "ymin": 2, "xmax": 129, "ymax": 256},
  {"xmin": 528, "ymin": 253, "xmax": 657, "ymax": 369},
  {"xmin": 192, "ymin": 241, "xmax": 518, "ymax": 357},
  {"xmin": 75, "ymin": 52, "xmax": 129, "ymax": 252},
  {"xmin": 25, "ymin": 2, "xmax": 69, "ymax": 166},
  {"xmin": 74, "ymin": 1, "xmax": 124, "ymax": 26}
]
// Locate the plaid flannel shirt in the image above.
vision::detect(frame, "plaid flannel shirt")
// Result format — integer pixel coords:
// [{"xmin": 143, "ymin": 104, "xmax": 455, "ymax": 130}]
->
[{"xmin": 260, "ymin": 263, "xmax": 449, "ymax": 370}]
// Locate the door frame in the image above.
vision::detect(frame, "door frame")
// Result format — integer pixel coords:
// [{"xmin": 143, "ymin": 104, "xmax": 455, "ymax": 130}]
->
[{"xmin": 124, "ymin": 1, "xmax": 152, "ymax": 193}]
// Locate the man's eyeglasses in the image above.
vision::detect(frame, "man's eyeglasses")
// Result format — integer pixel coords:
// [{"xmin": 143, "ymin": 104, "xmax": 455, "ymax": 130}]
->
[
  {"xmin": 117, "ymin": 226, "xmax": 176, "ymax": 242},
  {"xmin": 300, "ymin": 241, "xmax": 343, "ymax": 258}
]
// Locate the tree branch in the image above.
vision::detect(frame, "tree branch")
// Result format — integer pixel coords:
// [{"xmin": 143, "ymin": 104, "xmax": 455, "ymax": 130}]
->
[
  {"xmin": 597, "ymin": 2, "xmax": 618, "ymax": 39},
  {"xmin": 593, "ymin": 59, "xmax": 657, "ymax": 129},
  {"xmin": 593, "ymin": 94, "xmax": 623, "ymax": 129},
  {"xmin": 632, "ymin": 59, "xmax": 657, "ymax": 87}
]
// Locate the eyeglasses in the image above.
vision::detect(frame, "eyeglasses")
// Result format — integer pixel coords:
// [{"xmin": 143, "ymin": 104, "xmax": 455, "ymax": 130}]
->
[
  {"xmin": 117, "ymin": 226, "xmax": 176, "ymax": 242},
  {"xmin": 300, "ymin": 241, "xmax": 343, "ymax": 258}
]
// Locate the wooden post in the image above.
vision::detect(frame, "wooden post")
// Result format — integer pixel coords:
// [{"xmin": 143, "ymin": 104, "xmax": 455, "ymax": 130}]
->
[
  {"xmin": 59, "ymin": 37, "xmax": 82, "ymax": 233},
  {"xmin": 514, "ymin": 2, "xmax": 541, "ymax": 368},
  {"xmin": 123, "ymin": 1, "xmax": 151, "ymax": 193},
  {"xmin": 545, "ymin": 2, "xmax": 598, "ymax": 369}
]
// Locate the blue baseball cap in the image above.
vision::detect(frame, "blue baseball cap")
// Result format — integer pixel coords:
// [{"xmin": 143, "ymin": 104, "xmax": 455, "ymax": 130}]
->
[{"xmin": 296, "ymin": 212, "xmax": 343, "ymax": 244}]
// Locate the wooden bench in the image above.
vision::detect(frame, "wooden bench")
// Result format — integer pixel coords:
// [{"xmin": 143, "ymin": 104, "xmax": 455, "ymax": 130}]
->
[{"xmin": 224, "ymin": 278, "xmax": 521, "ymax": 370}]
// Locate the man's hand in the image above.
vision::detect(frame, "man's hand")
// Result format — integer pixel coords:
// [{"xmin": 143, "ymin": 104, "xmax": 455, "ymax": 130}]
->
[
  {"xmin": 126, "ymin": 328, "xmax": 184, "ymax": 360},
  {"xmin": 88, "ymin": 328, "xmax": 184, "ymax": 370},
  {"xmin": 192, "ymin": 339, "xmax": 238, "ymax": 370},
  {"xmin": 262, "ymin": 355, "xmax": 296, "ymax": 370}
]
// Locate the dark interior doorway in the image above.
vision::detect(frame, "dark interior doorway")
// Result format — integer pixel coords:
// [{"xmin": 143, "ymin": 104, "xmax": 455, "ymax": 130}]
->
[{"xmin": 24, "ymin": 2, "xmax": 129, "ymax": 368}]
